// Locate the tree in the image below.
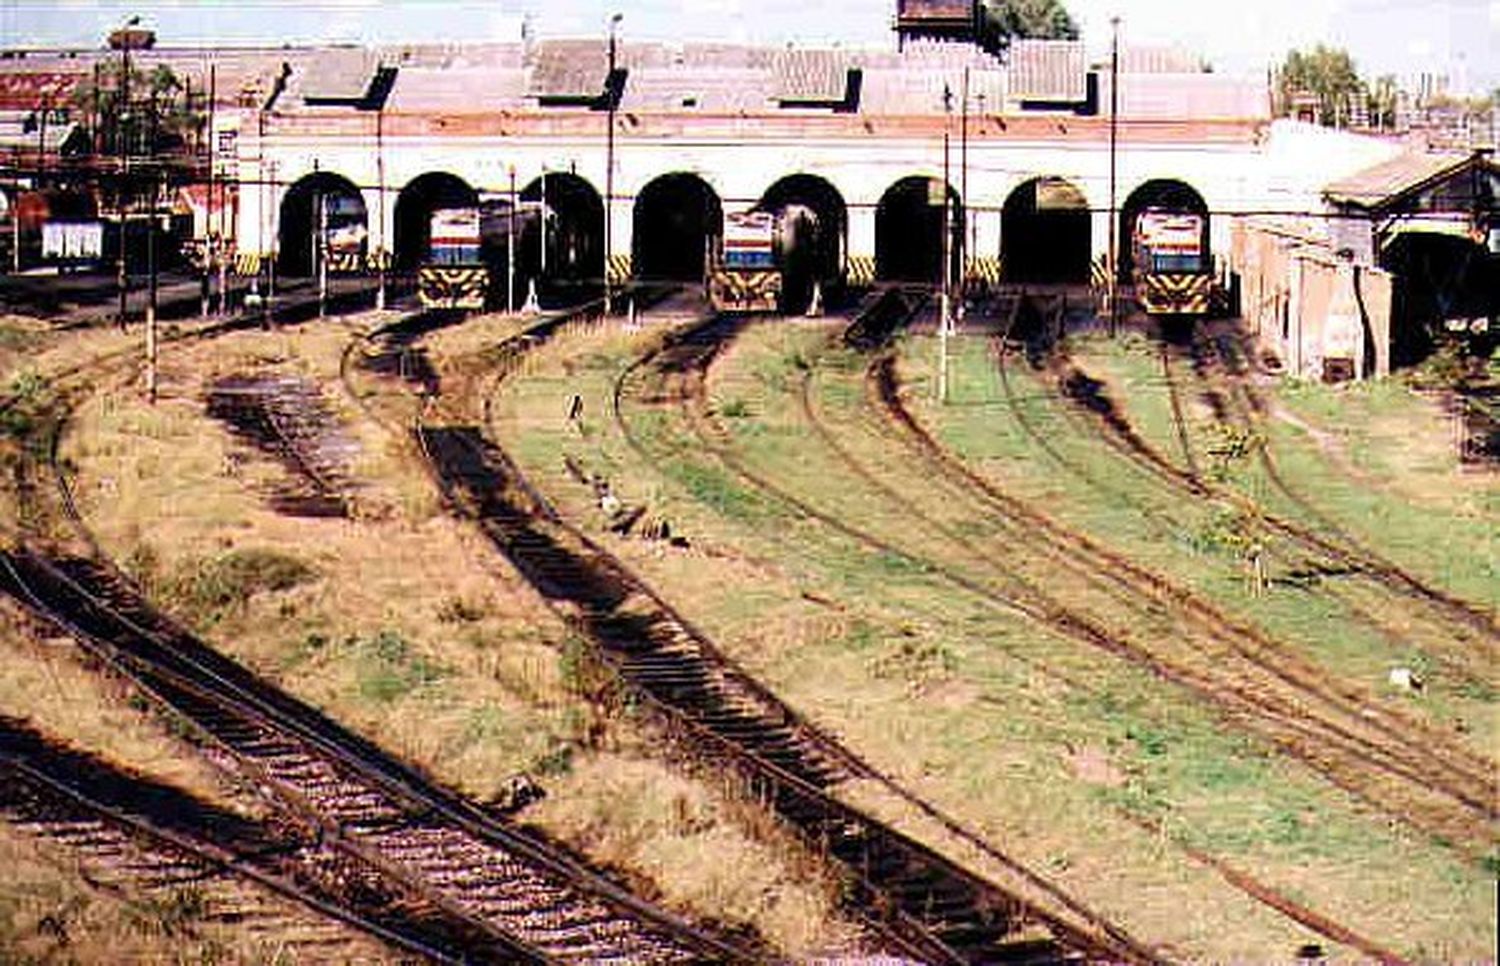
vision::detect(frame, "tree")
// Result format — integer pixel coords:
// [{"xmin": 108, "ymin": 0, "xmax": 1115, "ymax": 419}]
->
[
  {"xmin": 978, "ymin": 0, "xmax": 1079, "ymax": 56},
  {"xmin": 70, "ymin": 60, "xmax": 202, "ymax": 160},
  {"xmin": 1366, "ymin": 73, "xmax": 1399, "ymax": 130},
  {"xmin": 1275, "ymin": 45, "xmax": 1363, "ymax": 126}
]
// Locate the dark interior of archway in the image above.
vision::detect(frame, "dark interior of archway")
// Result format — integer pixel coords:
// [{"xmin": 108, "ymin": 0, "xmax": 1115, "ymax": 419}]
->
[
  {"xmin": 279, "ymin": 173, "xmax": 366, "ymax": 277},
  {"xmin": 393, "ymin": 173, "xmax": 477, "ymax": 271},
  {"xmin": 876, "ymin": 177, "xmax": 963, "ymax": 284},
  {"xmin": 633, "ymin": 174, "xmax": 722, "ymax": 282},
  {"xmin": 761, "ymin": 176, "xmax": 848, "ymax": 313},
  {"xmin": 1381, "ymin": 233, "xmax": 1500, "ymax": 367},
  {"xmin": 1119, "ymin": 180, "xmax": 1209, "ymax": 283},
  {"xmin": 518, "ymin": 173, "xmax": 605, "ymax": 290},
  {"xmin": 1002, "ymin": 179, "xmax": 1090, "ymax": 284}
]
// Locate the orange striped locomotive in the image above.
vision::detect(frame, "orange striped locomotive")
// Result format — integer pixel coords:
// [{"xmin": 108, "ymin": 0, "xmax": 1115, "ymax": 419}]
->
[
  {"xmin": 708, "ymin": 210, "xmax": 782, "ymax": 313},
  {"xmin": 1132, "ymin": 208, "xmax": 1213, "ymax": 316},
  {"xmin": 418, "ymin": 207, "xmax": 488, "ymax": 309}
]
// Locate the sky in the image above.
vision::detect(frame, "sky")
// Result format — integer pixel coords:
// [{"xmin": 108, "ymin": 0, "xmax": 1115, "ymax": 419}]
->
[{"xmin": 3, "ymin": 0, "xmax": 1497, "ymax": 95}]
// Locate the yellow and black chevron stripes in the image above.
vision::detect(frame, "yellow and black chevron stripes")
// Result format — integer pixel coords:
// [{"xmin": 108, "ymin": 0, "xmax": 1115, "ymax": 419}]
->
[
  {"xmin": 325, "ymin": 251, "xmax": 362, "ymax": 274},
  {"xmin": 419, "ymin": 266, "xmax": 489, "ymax": 310},
  {"xmin": 1090, "ymin": 255, "xmax": 1110, "ymax": 291},
  {"xmin": 847, "ymin": 254, "xmax": 876, "ymax": 288},
  {"xmin": 233, "ymin": 252, "xmax": 262, "ymax": 277},
  {"xmin": 365, "ymin": 249, "xmax": 392, "ymax": 272},
  {"xmin": 607, "ymin": 254, "xmax": 632, "ymax": 286},
  {"xmin": 709, "ymin": 269, "xmax": 781, "ymax": 313},
  {"xmin": 965, "ymin": 256, "xmax": 1001, "ymax": 292},
  {"xmin": 1141, "ymin": 273, "xmax": 1211, "ymax": 316}
]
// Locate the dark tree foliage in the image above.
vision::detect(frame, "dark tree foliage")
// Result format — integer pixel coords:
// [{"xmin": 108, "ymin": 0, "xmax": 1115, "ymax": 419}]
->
[
  {"xmin": 978, "ymin": 0, "xmax": 1080, "ymax": 55},
  {"xmin": 70, "ymin": 61, "xmax": 203, "ymax": 159},
  {"xmin": 1274, "ymin": 45, "xmax": 1364, "ymax": 126}
]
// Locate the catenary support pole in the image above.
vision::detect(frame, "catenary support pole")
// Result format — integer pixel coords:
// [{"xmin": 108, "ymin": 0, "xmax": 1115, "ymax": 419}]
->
[{"xmin": 1108, "ymin": 15, "xmax": 1121, "ymax": 337}]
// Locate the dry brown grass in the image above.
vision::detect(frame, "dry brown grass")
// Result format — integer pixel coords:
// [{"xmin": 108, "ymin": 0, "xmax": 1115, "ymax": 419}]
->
[
  {"xmin": 0, "ymin": 816, "xmax": 399, "ymax": 964},
  {"xmin": 53, "ymin": 309, "xmax": 863, "ymax": 956},
  {"xmin": 0, "ymin": 613, "xmax": 241, "ymax": 813},
  {"xmin": 530, "ymin": 753, "xmax": 861, "ymax": 959}
]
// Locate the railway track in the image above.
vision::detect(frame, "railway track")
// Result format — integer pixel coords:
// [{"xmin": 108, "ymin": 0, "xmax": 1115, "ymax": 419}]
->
[
  {"xmin": 207, "ymin": 373, "xmax": 361, "ymax": 517},
  {"xmin": 812, "ymin": 299, "xmax": 1486, "ymax": 958},
  {"xmin": 0, "ymin": 548, "xmax": 746, "ymax": 964},
  {"xmin": 0, "ymin": 714, "xmax": 492, "ymax": 963},
  {"xmin": 660, "ymin": 296, "xmax": 1495, "ymax": 855},
  {"xmin": 4, "ymin": 296, "xmax": 754, "ymax": 963},
  {"xmin": 1044, "ymin": 312, "xmax": 1497, "ymax": 645},
  {"xmin": 412, "ymin": 295, "xmax": 1157, "ymax": 964},
  {"xmin": 595, "ymin": 301, "xmax": 1162, "ymax": 964},
  {"xmin": 608, "ymin": 293, "xmax": 1491, "ymax": 953},
  {"xmin": 1189, "ymin": 325, "xmax": 1498, "ymax": 643},
  {"xmin": 971, "ymin": 299, "xmax": 1497, "ymax": 848}
]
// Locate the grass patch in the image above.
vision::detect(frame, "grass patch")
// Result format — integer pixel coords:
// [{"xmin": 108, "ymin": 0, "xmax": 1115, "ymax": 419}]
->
[
  {"xmin": 493, "ymin": 318, "xmax": 1496, "ymax": 959},
  {"xmin": 350, "ymin": 629, "xmax": 446, "ymax": 703},
  {"xmin": 166, "ymin": 547, "xmax": 317, "ymax": 622},
  {"xmin": 670, "ymin": 460, "xmax": 762, "ymax": 522}
]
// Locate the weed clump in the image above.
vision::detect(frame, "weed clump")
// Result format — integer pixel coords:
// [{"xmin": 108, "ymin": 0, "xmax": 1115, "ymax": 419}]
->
[
  {"xmin": 355, "ymin": 630, "xmax": 445, "ymax": 703},
  {"xmin": 168, "ymin": 548, "xmax": 317, "ymax": 620},
  {"xmin": 0, "ymin": 372, "xmax": 51, "ymax": 471}
]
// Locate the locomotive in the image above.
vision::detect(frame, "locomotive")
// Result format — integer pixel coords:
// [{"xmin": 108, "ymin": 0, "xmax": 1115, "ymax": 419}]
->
[
  {"xmin": 709, "ymin": 211, "xmax": 781, "ymax": 312},
  {"xmin": 1131, "ymin": 208, "xmax": 1213, "ymax": 317},
  {"xmin": 417, "ymin": 207, "xmax": 487, "ymax": 309},
  {"xmin": 708, "ymin": 204, "xmax": 835, "ymax": 314}
]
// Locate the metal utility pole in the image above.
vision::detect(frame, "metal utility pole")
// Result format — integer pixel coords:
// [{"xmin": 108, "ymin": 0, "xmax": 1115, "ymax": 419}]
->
[
  {"xmin": 37, "ymin": 98, "xmax": 48, "ymax": 176},
  {"xmin": 507, "ymin": 166, "xmax": 517, "ymax": 313},
  {"xmin": 202, "ymin": 63, "xmax": 215, "ymax": 318},
  {"xmin": 146, "ymin": 167, "xmax": 158, "ymax": 402},
  {"xmin": 317, "ymin": 190, "xmax": 328, "ymax": 318},
  {"xmin": 539, "ymin": 165, "xmax": 547, "ymax": 279},
  {"xmin": 210, "ymin": 63, "xmax": 227, "ymax": 315},
  {"xmin": 1108, "ymin": 15, "xmax": 1120, "ymax": 337},
  {"xmin": 939, "ymin": 83, "xmax": 953, "ymax": 405},
  {"xmin": 261, "ymin": 155, "xmax": 274, "ymax": 327},
  {"xmin": 146, "ymin": 86, "xmax": 159, "ymax": 403},
  {"xmin": 376, "ymin": 104, "xmax": 386, "ymax": 310},
  {"xmin": 604, "ymin": 12, "xmax": 621, "ymax": 314},
  {"xmin": 116, "ymin": 15, "xmax": 138, "ymax": 330},
  {"xmin": 961, "ymin": 67, "xmax": 972, "ymax": 303}
]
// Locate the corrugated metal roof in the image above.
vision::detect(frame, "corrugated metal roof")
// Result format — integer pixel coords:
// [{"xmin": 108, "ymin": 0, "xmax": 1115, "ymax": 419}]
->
[
  {"xmin": 898, "ymin": 0, "xmax": 973, "ymax": 18},
  {"xmin": 623, "ymin": 68, "xmax": 769, "ymax": 112},
  {"xmin": 1118, "ymin": 45, "xmax": 1205, "ymax": 74},
  {"xmin": 1005, "ymin": 40, "xmax": 1085, "ymax": 102},
  {"xmin": 857, "ymin": 63, "xmax": 1006, "ymax": 115},
  {"xmin": 528, "ymin": 39, "xmax": 609, "ymax": 99},
  {"xmin": 386, "ymin": 67, "xmax": 530, "ymax": 113},
  {"xmin": 297, "ymin": 49, "xmax": 383, "ymax": 101},
  {"xmin": 773, "ymin": 50, "xmax": 849, "ymax": 104},
  {"xmin": 896, "ymin": 0, "xmax": 976, "ymax": 28},
  {"xmin": 1323, "ymin": 152, "xmax": 1484, "ymax": 208}
]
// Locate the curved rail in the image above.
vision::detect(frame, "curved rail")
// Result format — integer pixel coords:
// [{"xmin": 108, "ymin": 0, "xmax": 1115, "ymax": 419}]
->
[
  {"xmin": 594, "ymin": 303, "xmax": 1163, "ymax": 963},
  {"xmin": 0, "ymin": 715, "xmax": 477, "ymax": 964},
  {"xmin": 4, "ymin": 300, "xmax": 752, "ymax": 964}
]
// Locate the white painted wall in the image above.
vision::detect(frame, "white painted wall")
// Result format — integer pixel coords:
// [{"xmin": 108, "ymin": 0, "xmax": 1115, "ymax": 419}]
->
[{"xmin": 235, "ymin": 114, "xmax": 1404, "ymax": 277}]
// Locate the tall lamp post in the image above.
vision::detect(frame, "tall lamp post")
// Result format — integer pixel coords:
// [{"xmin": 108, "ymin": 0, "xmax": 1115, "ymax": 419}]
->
[
  {"xmin": 116, "ymin": 14, "xmax": 140, "ymax": 329},
  {"xmin": 376, "ymin": 102, "xmax": 386, "ymax": 310},
  {"xmin": 603, "ymin": 13, "xmax": 621, "ymax": 314},
  {"xmin": 1108, "ymin": 15, "xmax": 1120, "ymax": 337},
  {"xmin": 939, "ymin": 83, "xmax": 953, "ymax": 404}
]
